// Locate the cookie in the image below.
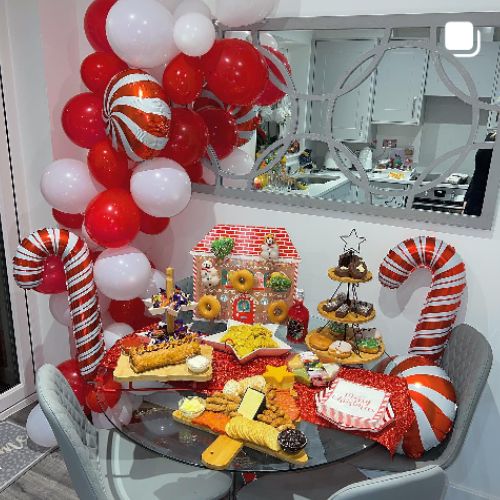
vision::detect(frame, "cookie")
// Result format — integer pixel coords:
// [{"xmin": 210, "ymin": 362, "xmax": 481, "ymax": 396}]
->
[{"xmin": 328, "ymin": 340, "xmax": 352, "ymax": 359}]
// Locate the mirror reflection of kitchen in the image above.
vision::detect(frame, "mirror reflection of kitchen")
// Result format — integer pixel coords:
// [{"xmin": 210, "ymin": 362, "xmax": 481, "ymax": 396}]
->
[{"xmin": 231, "ymin": 25, "xmax": 500, "ymax": 217}]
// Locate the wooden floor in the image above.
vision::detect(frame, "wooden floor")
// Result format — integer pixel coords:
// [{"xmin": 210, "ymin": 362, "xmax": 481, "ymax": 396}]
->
[{"xmin": 0, "ymin": 404, "xmax": 77, "ymax": 500}]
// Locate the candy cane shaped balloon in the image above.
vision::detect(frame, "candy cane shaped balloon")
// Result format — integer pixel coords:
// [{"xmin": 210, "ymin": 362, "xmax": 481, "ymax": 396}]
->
[
  {"xmin": 104, "ymin": 69, "xmax": 171, "ymax": 162},
  {"xmin": 379, "ymin": 236, "xmax": 466, "ymax": 361},
  {"xmin": 12, "ymin": 228, "xmax": 104, "ymax": 379}
]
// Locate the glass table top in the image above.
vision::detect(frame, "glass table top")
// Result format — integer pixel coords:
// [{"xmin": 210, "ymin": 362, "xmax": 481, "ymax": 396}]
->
[{"xmin": 97, "ymin": 316, "xmax": 380, "ymax": 473}]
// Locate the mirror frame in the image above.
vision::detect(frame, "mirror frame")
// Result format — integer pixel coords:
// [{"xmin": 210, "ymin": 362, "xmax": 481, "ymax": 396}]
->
[{"xmin": 193, "ymin": 12, "xmax": 500, "ymax": 230}]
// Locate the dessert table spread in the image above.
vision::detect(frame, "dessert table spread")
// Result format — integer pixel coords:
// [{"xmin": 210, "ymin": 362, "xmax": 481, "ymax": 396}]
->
[{"xmin": 95, "ymin": 315, "xmax": 416, "ymax": 473}]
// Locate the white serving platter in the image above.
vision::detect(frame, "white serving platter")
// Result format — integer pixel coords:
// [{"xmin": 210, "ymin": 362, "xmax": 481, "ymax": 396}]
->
[{"xmin": 201, "ymin": 319, "xmax": 291, "ymax": 363}]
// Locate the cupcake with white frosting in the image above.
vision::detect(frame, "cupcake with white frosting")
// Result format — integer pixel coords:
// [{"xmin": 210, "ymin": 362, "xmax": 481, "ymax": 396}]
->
[{"xmin": 328, "ymin": 340, "xmax": 353, "ymax": 359}]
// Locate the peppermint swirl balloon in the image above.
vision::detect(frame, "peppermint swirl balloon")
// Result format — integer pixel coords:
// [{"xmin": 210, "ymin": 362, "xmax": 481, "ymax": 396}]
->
[
  {"xmin": 378, "ymin": 355, "xmax": 457, "ymax": 458},
  {"xmin": 104, "ymin": 69, "xmax": 171, "ymax": 162},
  {"xmin": 379, "ymin": 236, "xmax": 466, "ymax": 361}
]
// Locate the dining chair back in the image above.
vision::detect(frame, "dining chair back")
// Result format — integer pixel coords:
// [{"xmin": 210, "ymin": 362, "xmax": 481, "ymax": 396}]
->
[
  {"xmin": 331, "ymin": 465, "xmax": 447, "ymax": 499},
  {"xmin": 36, "ymin": 363, "xmax": 109, "ymax": 500}
]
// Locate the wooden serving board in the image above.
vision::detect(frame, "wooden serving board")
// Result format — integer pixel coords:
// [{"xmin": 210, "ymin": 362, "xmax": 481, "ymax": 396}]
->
[
  {"xmin": 317, "ymin": 301, "xmax": 376, "ymax": 324},
  {"xmin": 327, "ymin": 269, "xmax": 373, "ymax": 284},
  {"xmin": 305, "ymin": 330, "xmax": 385, "ymax": 365},
  {"xmin": 172, "ymin": 410, "xmax": 308, "ymax": 468},
  {"xmin": 113, "ymin": 345, "xmax": 213, "ymax": 383}
]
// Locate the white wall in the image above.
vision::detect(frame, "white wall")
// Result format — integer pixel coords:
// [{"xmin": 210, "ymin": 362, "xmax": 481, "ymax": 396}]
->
[{"xmin": 5, "ymin": 1, "xmax": 500, "ymax": 498}]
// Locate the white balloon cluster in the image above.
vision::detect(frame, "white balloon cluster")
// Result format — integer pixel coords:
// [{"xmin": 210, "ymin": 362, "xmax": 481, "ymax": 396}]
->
[{"xmin": 214, "ymin": 0, "xmax": 279, "ymax": 27}]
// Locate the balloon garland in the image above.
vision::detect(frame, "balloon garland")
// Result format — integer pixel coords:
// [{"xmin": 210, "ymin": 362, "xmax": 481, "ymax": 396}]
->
[
  {"xmin": 13, "ymin": 228, "xmax": 104, "ymax": 379},
  {"xmin": 377, "ymin": 355, "xmax": 457, "ymax": 458},
  {"xmin": 379, "ymin": 236, "xmax": 466, "ymax": 361}
]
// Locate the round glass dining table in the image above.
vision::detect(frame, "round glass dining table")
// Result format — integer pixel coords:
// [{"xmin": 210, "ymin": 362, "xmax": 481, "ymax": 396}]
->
[{"xmin": 96, "ymin": 317, "xmax": 376, "ymax": 473}]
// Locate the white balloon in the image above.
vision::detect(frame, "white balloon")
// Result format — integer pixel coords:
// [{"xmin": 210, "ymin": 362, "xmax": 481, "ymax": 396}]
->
[
  {"xmin": 260, "ymin": 32, "xmax": 278, "ymax": 50},
  {"xmin": 160, "ymin": 0, "xmax": 181, "ymax": 12},
  {"xmin": 103, "ymin": 322, "xmax": 134, "ymax": 350},
  {"xmin": 173, "ymin": 0, "xmax": 211, "ymax": 19},
  {"xmin": 40, "ymin": 159, "xmax": 99, "ymax": 214},
  {"xmin": 173, "ymin": 13, "xmax": 215, "ymax": 57},
  {"xmin": 95, "ymin": 247, "xmax": 151, "ymax": 301},
  {"xmin": 140, "ymin": 269, "xmax": 167, "ymax": 299},
  {"xmin": 214, "ymin": 0, "xmax": 277, "ymax": 27},
  {"xmin": 131, "ymin": 231, "xmax": 156, "ymax": 253},
  {"xmin": 49, "ymin": 293, "xmax": 71, "ymax": 327},
  {"xmin": 91, "ymin": 411, "xmax": 114, "ymax": 429},
  {"xmin": 106, "ymin": 0, "xmax": 176, "ymax": 68},
  {"xmin": 219, "ymin": 148, "xmax": 254, "ymax": 175},
  {"xmin": 26, "ymin": 404, "xmax": 57, "ymax": 448},
  {"xmin": 130, "ymin": 158, "xmax": 191, "ymax": 217}
]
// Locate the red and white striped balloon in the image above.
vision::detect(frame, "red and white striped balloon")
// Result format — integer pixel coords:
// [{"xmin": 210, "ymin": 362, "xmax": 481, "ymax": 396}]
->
[
  {"xmin": 379, "ymin": 355, "xmax": 457, "ymax": 458},
  {"xmin": 13, "ymin": 228, "xmax": 104, "ymax": 379},
  {"xmin": 104, "ymin": 69, "xmax": 171, "ymax": 162},
  {"xmin": 194, "ymin": 90, "xmax": 260, "ymax": 146},
  {"xmin": 379, "ymin": 236, "xmax": 466, "ymax": 361}
]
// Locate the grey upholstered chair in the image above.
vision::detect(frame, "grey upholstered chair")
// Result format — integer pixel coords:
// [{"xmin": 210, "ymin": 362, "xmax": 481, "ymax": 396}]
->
[
  {"xmin": 36, "ymin": 364, "xmax": 232, "ymax": 500},
  {"xmin": 343, "ymin": 323, "xmax": 493, "ymax": 472}
]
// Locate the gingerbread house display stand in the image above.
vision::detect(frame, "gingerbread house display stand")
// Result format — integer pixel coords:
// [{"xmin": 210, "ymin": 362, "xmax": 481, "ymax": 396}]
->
[{"xmin": 191, "ymin": 225, "xmax": 301, "ymax": 324}]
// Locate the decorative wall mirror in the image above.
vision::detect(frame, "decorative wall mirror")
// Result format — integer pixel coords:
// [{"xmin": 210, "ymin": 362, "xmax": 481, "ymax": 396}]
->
[{"xmin": 194, "ymin": 13, "xmax": 500, "ymax": 230}]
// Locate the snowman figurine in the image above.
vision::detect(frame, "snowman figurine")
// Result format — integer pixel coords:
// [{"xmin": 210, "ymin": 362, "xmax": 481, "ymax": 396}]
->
[
  {"xmin": 200, "ymin": 260, "xmax": 220, "ymax": 288},
  {"xmin": 260, "ymin": 234, "xmax": 280, "ymax": 261}
]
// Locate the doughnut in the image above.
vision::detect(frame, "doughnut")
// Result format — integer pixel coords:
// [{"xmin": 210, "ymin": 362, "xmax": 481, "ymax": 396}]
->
[
  {"xmin": 229, "ymin": 269, "xmax": 254, "ymax": 293},
  {"xmin": 197, "ymin": 295, "xmax": 221, "ymax": 320},
  {"xmin": 308, "ymin": 332, "xmax": 332, "ymax": 351},
  {"xmin": 267, "ymin": 300, "xmax": 289, "ymax": 323}
]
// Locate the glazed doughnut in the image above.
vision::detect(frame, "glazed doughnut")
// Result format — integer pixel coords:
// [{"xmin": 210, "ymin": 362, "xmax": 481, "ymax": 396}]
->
[
  {"xmin": 267, "ymin": 300, "xmax": 289, "ymax": 323},
  {"xmin": 197, "ymin": 295, "xmax": 221, "ymax": 320},
  {"xmin": 229, "ymin": 269, "xmax": 254, "ymax": 293}
]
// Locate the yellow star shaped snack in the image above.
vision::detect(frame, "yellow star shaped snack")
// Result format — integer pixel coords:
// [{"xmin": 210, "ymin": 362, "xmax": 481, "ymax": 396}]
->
[{"xmin": 263, "ymin": 365, "xmax": 295, "ymax": 389}]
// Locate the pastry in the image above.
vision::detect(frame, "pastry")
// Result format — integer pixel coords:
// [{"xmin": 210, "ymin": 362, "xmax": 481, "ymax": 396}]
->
[
  {"xmin": 356, "ymin": 337, "xmax": 380, "ymax": 354},
  {"xmin": 354, "ymin": 301, "xmax": 373, "ymax": 317},
  {"xmin": 197, "ymin": 295, "xmax": 221, "ymax": 320},
  {"xmin": 349, "ymin": 259, "xmax": 368, "ymax": 280},
  {"xmin": 267, "ymin": 300, "xmax": 289, "ymax": 323},
  {"xmin": 206, "ymin": 392, "xmax": 242, "ymax": 416},
  {"xmin": 278, "ymin": 428, "xmax": 307, "ymax": 454},
  {"xmin": 308, "ymin": 369, "xmax": 329, "ymax": 387},
  {"xmin": 129, "ymin": 337, "xmax": 201, "ymax": 373},
  {"xmin": 335, "ymin": 303, "xmax": 350, "ymax": 318},
  {"xmin": 328, "ymin": 340, "xmax": 353, "ymax": 359},
  {"xmin": 335, "ymin": 252, "xmax": 356, "ymax": 277},
  {"xmin": 229, "ymin": 269, "xmax": 254, "ymax": 293},
  {"xmin": 186, "ymin": 355, "xmax": 210, "ymax": 374},
  {"xmin": 308, "ymin": 332, "xmax": 332, "ymax": 351},
  {"xmin": 287, "ymin": 354, "xmax": 304, "ymax": 371},
  {"xmin": 334, "ymin": 265, "xmax": 350, "ymax": 278},
  {"xmin": 322, "ymin": 292, "xmax": 347, "ymax": 312},
  {"xmin": 226, "ymin": 416, "xmax": 281, "ymax": 452}
]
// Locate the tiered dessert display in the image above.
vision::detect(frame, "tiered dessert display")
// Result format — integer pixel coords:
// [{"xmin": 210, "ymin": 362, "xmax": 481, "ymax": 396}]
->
[{"xmin": 306, "ymin": 230, "xmax": 385, "ymax": 365}]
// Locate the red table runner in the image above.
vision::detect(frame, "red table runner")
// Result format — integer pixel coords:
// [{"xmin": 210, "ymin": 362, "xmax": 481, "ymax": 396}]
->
[{"xmin": 99, "ymin": 332, "xmax": 415, "ymax": 454}]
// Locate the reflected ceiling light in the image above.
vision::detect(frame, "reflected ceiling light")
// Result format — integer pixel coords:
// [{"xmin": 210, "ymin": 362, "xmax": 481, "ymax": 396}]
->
[{"xmin": 445, "ymin": 21, "xmax": 481, "ymax": 57}]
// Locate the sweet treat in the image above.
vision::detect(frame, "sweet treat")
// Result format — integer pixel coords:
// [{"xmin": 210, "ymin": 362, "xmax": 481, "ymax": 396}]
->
[
  {"xmin": 278, "ymin": 428, "xmax": 307, "ymax": 454},
  {"xmin": 197, "ymin": 294, "xmax": 222, "ymax": 320},
  {"xmin": 178, "ymin": 396, "xmax": 206, "ymax": 418},
  {"xmin": 335, "ymin": 303, "xmax": 350, "ymax": 318},
  {"xmin": 308, "ymin": 332, "xmax": 333, "ymax": 351},
  {"xmin": 238, "ymin": 388, "xmax": 266, "ymax": 420},
  {"xmin": 353, "ymin": 327, "xmax": 382, "ymax": 341},
  {"xmin": 349, "ymin": 259, "xmax": 368, "ymax": 280},
  {"xmin": 229, "ymin": 269, "xmax": 254, "ymax": 293},
  {"xmin": 225, "ymin": 416, "xmax": 281, "ymax": 452},
  {"xmin": 309, "ymin": 369, "xmax": 329, "ymax": 387},
  {"xmin": 186, "ymin": 355, "xmax": 210, "ymax": 374},
  {"xmin": 263, "ymin": 365, "xmax": 295, "ymax": 389},
  {"xmin": 191, "ymin": 411, "xmax": 230, "ymax": 434},
  {"xmin": 221, "ymin": 324, "xmax": 278, "ymax": 358},
  {"xmin": 129, "ymin": 337, "xmax": 201, "ymax": 373},
  {"xmin": 292, "ymin": 367, "xmax": 311, "ymax": 386},
  {"xmin": 334, "ymin": 265, "xmax": 350, "ymax": 278},
  {"xmin": 267, "ymin": 300, "xmax": 289, "ymax": 323},
  {"xmin": 299, "ymin": 351, "xmax": 320, "ymax": 364},
  {"xmin": 206, "ymin": 392, "xmax": 242, "ymax": 416},
  {"xmin": 356, "ymin": 337, "xmax": 380, "ymax": 354},
  {"xmin": 335, "ymin": 252, "xmax": 355, "ymax": 277},
  {"xmin": 328, "ymin": 340, "xmax": 353, "ymax": 359},
  {"xmin": 223, "ymin": 375, "xmax": 267, "ymax": 397},
  {"xmin": 287, "ymin": 354, "xmax": 304, "ymax": 371},
  {"xmin": 322, "ymin": 293, "xmax": 347, "ymax": 312},
  {"xmin": 322, "ymin": 362, "xmax": 341, "ymax": 380},
  {"xmin": 354, "ymin": 301, "xmax": 373, "ymax": 317}
]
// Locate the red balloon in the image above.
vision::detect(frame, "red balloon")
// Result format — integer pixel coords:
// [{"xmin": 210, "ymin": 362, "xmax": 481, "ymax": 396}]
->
[
  {"xmin": 109, "ymin": 298, "xmax": 146, "ymax": 328},
  {"xmin": 161, "ymin": 108, "xmax": 208, "ymax": 166},
  {"xmin": 84, "ymin": 0, "xmax": 116, "ymax": 53},
  {"xmin": 57, "ymin": 359, "xmax": 90, "ymax": 407},
  {"xmin": 139, "ymin": 211, "xmax": 170, "ymax": 235},
  {"xmin": 87, "ymin": 378, "xmax": 122, "ymax": 412},
  {"xmin": 84, "ymin": 188, "xmax": 140, "ymax": 248},
  {"xmin": 81, "ymin": 52, "xmax": 128, "ymax": 95},
  {"xmin": 52, "ymin": 209, "xmax": 84, "ymax": 229},
  {"xmin": 198, "ymin": 107, "xmax": 237, "ymax": 159},
  {"xmin": 163, "ymin": 54, "xmax": 204, "ymax": 105},
  {"xmin": 88, "ymin": 139, "xmax": 131, "ymax": 189},
  {"xmin": 201, "ymin": 40, "xmax": 268, "ymax": 106},
  {"xmin": 184, "ymin": 161, "xmax": 204, "ymax": 183},
  {"xmin": 257, "ymin": 46, "xmax": 292, "ymax": 106},
  {"xmin": 61, "ymin": 92, "xmax": 107, "ymax": 149},
  {"xmin": 35, "ymin": 256, "xmax": 66, "ymax": 294}
]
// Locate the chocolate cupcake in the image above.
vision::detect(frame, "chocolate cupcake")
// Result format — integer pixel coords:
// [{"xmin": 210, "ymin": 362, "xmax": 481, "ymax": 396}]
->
[
  {"xmin": 349, "ymin": 259, "xmax": 368, "ymax": 280},
  {"xmin": 278, "ymin": 428, "xmax": 308, "ymax": 454}
]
